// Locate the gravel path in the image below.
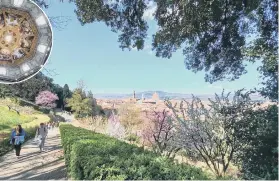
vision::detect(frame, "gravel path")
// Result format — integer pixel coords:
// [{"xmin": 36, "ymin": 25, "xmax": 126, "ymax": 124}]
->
[{"xmin": 0, "ymin": 127, "xmax": 67, "ymax": 180}]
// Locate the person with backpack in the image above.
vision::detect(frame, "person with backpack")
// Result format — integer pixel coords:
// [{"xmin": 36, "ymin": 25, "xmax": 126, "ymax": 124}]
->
[
  {"xmin": 10, "ymin": 125, "xmax": 26, "ymax": 158},
  {"xmin": 35, "ymin": 123, "xmax": 48, "ymax": 152}
]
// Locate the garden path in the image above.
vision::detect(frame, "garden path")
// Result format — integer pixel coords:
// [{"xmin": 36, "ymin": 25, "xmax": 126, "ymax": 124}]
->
[{"xmin": 0, "ymin": 127, "xmax": 66, "ymax": 180}]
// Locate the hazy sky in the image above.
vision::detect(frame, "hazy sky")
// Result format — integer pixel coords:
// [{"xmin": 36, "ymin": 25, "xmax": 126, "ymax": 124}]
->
[{"xmin": 43, "ymin": 1, "xmax": 262, "ymax": 94}]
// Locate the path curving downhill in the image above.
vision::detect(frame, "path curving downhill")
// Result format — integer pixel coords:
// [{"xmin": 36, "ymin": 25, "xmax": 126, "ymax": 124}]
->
[{"xmin": 0, "ymin": 127, "xmax": 67, "ymax": 180}]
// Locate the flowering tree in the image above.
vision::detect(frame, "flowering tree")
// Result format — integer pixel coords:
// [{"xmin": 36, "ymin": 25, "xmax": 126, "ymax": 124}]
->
[
  {"xmin": 143, "ymin": 109, "xmax": 180, "ymax": 159},
  {"xmin": 107, "ymin": 110, "xmax": 125, "ymax": 139},
  {"xmin": 165, "ymin": 89, "xmax": 257, "ymax": 177},
  {"xmin": 35, "ymin": 90, "xmax": 59, "ymax": 108}
]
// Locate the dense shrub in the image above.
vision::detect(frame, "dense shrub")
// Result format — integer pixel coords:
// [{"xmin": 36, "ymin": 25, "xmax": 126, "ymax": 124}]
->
[
  {"xmin": 0, "ymin": 137, "xmax": 11, "ymax": 156},
  {"xmin": 18, "ymin": 99, "xmax": 39, "ymax": 109},
  {"xmin": 60, "ymin": 124, "xmax": 209, "ymax": 180},
  {"xmin": 37, "ymin": 107, "xmax": 51, "ymax": 114},
  {"xmin": 234, "ymin": 105, "xmax": 278, "ymax": 180},
  {"xmin": 125, "ymin": 133, "xmax": 140, "ymax": 143}
]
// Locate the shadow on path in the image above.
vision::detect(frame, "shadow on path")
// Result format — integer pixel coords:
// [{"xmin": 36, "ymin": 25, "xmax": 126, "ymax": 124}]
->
[{"xmin": 0, "ymin": 159, "xmax": 66, "ymax": 180}]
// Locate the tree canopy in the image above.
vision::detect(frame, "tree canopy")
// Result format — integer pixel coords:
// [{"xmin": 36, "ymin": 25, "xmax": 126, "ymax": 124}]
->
[
  {"xmin": 66, "ymin": 88, "xmax": 92, "ymax": 118},
  {"xmin": 6, "ymin": 72, "xmax": 54, "ymax": 102},
  {"xmin": 0, "ymin": 73, "xmax": 72, "ymax": 110},
  {"xmin": 66, "ymin": 82, "xmax": 101, "ymax": 118},
  {"xmin": 57, "ymin": 0, "xmax": 277, "ymax": 101}
]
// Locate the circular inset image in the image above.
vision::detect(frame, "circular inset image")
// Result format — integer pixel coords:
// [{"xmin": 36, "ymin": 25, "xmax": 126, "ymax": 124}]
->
[{"xmin": 0, "ymin": 0, "xmax": 52, "ymax": 84}]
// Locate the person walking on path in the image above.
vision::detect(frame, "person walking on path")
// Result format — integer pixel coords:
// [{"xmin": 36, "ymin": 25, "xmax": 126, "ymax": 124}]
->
[
  {"xmin": 10, "ymin": 125, "xmax": 26, "ymax": 158},
  {"xmin": 35, "ymin": 123, "xmax": 48, "ymax": 152},
  {"xmin": 50, "ymin": 122, "xmax": 54, "ymax": 130},
  {"xmin": 47, "ymin": 122, "xmax": 51, "ymax": 130}
]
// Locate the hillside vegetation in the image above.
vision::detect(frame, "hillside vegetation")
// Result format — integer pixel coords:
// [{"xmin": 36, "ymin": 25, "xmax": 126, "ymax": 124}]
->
[
  {"xmin": 0, "ymin": 106, "xmax": 39, "ymax": 131},
  {"xmin": 0, "ymin": 99, "xmax": 51, "ymax": 156}
]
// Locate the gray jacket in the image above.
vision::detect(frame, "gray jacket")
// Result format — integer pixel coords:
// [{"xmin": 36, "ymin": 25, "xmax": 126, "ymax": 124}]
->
[{"xmin": 36, "ymin": 126, "xmax": 48, "ymax": 138}]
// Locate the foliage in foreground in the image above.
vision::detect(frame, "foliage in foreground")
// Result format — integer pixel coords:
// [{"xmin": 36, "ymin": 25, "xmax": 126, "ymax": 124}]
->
[
  {"xmin": 235, "ymin": 104, "xmax": 278, "ymax": 180},
  {"xmin": 59, "ymin": 124, "xmax": 209, "ymax": 180},
  {"xmin": 56, "ymin": 0, "xmax": 278, "ymax": 101}
]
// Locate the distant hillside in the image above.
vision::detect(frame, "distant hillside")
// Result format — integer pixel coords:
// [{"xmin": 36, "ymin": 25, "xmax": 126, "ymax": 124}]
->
[{"xmin": 94, "ymin": 91, "xmax": 264, "ymax": 101}]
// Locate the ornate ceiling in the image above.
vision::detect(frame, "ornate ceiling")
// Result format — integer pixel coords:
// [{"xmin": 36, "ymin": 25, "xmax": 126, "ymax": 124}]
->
[
  {"xmin": 0, "ymin": 0, "xmax": 52, "ymax": 84},
  {"xmin": 0, "ymin": 8, "xmax": 38, "ymax": 65}
]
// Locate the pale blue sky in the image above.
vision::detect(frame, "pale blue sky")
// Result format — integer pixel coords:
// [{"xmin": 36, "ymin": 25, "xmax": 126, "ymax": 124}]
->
[{"xmin": 42, "ymin": 1, "xmax": 262, "ymax": 94}]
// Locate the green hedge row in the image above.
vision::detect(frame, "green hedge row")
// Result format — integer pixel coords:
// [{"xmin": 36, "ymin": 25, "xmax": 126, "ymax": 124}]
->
[{"xmin": 59, "ymin": 124, "xmax": 209, "ymax": 180}]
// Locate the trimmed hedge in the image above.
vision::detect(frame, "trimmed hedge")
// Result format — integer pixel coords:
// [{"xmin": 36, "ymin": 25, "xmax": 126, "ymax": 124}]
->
[{"xmin": 60, "ymin": 124, "xmax": 209, "ymax": 180}]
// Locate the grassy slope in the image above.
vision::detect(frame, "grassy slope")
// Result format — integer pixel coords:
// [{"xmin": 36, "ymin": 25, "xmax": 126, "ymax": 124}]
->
[
  {"xmin": 0, "ymin": 106, "xmax": 35, "ymax": 131},
  {"xmin": 0, "ymin": 106, "xmax": 50, "ymax": 133},
  {"xmin": 0, "ymin": 102, "xmax": 50, "ymax": 156}
]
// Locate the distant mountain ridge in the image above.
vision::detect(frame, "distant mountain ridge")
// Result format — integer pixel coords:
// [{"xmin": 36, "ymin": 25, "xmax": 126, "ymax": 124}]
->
[{"xmin": 94, "ymin": 91, "xmax": 264, "ymax": 101}]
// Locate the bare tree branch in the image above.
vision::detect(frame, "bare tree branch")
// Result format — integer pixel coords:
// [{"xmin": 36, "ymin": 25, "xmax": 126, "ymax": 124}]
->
[
  {"xmin": 143, "ymin": 109, "xmax": 180, "ymax": 158},
  {"xmin": 166, "ymin": 90, "xmax": 257, "ymax": 177},
  {"xmin": 49, "ymin": 16, "xmax": 71, "ymax": 31},
  {"xmin": 42, "ymin": 59, "xmax": 59, "ymax": 76}
]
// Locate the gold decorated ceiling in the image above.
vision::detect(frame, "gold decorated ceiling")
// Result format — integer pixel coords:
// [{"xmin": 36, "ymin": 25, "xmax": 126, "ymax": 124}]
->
[{"xmin": 0, "ymin": 8, "xmax": 38, "ymax": 65}]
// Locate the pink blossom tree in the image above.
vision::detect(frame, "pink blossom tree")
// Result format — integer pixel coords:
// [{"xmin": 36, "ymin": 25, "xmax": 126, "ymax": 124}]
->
[
  {"xmin": 142, "ymin": 109, "xmax": 181, "ymax": 158},
  {"xmin": 107, "ymin": 110, "xmax": 125, "ymax": 139},
  {"xmin": 35, "ymin": 90, "xmax": 59, "ymax": 109}
]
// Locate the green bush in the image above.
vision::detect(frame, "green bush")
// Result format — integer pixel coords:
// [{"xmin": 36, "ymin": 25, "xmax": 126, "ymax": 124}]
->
[
  {"xmin": 18, "ymin": 99, "xmax": 39, "ymax": 109},
  {"xmin": 37, "ymin": 108, "xmax": 50, "ymax": 114},
  {"xmin": 60, "ymin": 124, "xmax": 209, "ymax": 180},
  {"xmin": 235, "ymin": 105, "xmax": 278, "ymax": 180},
  {"xmin": 0, "ymin": 137, "xmax": 11, "ymax": 156},
  {"xmin": 125, "ymin": 133, "xmax": 140, "ymax": 143}
]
